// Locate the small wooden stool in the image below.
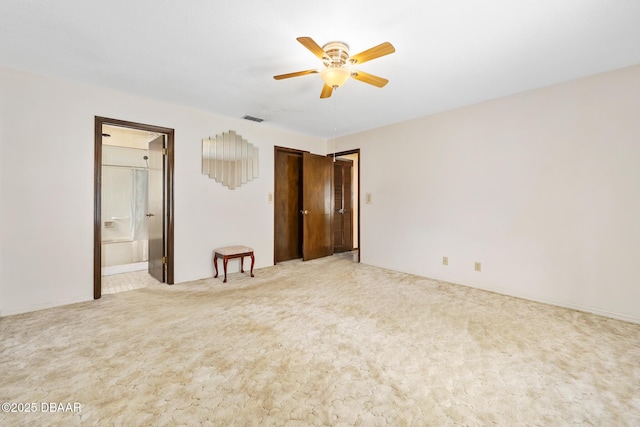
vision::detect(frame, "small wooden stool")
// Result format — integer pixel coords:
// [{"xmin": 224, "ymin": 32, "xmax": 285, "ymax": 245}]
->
[{"xmin": 213, "ymin": 246, "xmax": 255, "ymax": 283}]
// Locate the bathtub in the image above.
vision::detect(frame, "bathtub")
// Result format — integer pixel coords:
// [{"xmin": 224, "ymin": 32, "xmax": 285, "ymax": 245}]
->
[{"xmin": 101, "ymin": 239, "xmax": 148, "ymax": 276}]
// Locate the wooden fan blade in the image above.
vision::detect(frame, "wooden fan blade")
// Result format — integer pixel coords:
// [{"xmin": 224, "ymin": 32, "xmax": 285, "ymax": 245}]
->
[
  {"xmin": 297, "ymin": 37, "xmax": 327, "ymax": 59},
  {"xmin": 320, "ymin": 84, "xmax": 333, "ymax": 99},
  {"xmin": 351, "ymin": 70, "xmax": 389, "ymax": 88},
  {"xmin": 349, "ymin": 42, "xmax": 395, "ymax": 64},
  {"xmin": 273, "ymin": 69, "xmax": 318, "ymax": 80}
]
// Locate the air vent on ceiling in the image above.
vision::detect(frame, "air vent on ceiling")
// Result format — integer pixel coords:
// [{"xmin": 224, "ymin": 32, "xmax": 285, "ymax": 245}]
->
[{"xmin": 243, "ymin": 115, "xmax": 264, "ymax": 123}]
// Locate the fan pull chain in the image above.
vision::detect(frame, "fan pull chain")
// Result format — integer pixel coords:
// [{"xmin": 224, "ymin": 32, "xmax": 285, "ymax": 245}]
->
[{"xmin": 333, "ymin": 93, "xmax": 337, "ymax": 162}]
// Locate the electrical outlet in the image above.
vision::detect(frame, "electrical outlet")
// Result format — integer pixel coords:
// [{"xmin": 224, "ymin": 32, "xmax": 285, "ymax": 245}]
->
[
  {"xmin": 475, "ymin": 262, "xmax": 482, "ymax": 272},
  {"xmin": 268, "ymin": 193, "xmax": 273, "ymax": 203},
  {"xmin": 442, "ymin": 256, "xmax": 448, "ymax": 266},
  {"xmin": 365, "ymin": 193, "xmax": 373, "ymax": 204}
]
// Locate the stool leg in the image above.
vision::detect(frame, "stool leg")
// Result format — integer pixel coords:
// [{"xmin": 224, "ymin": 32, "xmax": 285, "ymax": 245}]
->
[
  {"xmin": 240, "ymin": 256, "xmax": 245, "ymax": 273},
  {"xmin": 223, "ymin": 256, "xmax": 228, "ymax": 283},
  {"xmin": 250, "ymin": 252, "xmax": 255, "ymax": 277},
  {"xmin": 213, "ymin": 254, "xmax": 219, "ymax": 278}
]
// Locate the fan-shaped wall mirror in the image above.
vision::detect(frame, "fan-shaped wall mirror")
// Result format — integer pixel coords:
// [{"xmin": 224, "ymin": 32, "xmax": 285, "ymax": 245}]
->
[{"xmin": 202, "ymin": 131, "xmax": 259, "ymax": 189}]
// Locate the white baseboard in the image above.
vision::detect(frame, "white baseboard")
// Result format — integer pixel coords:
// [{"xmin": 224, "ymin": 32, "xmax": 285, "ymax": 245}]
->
[
  {"xmin": 363, "ymin": 262, "xmax": 640, "ymax": 325},
  {"xmin": 1, "ymin": 296, "xmax": 92, "ymax": 318},
  {"xmin": 461, "ymin": 281, "xmax": 640, "ymax": 325},
  {"xmin": 102, "ymin": 262, "xmax": 148, "ymax": 276}
]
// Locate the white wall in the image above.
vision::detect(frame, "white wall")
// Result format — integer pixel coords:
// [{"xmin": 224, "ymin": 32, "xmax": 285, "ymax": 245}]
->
[
  {"xmin": 4, "ymin": 64, "xmax": 640, "ymax": 322},
  {"xmin": 0, "ymin": 67, "xmax": 325, "ymax": 316},
  {"xmin": 336, "ymin": 64, "xmax": 640, "ymax": 323}
]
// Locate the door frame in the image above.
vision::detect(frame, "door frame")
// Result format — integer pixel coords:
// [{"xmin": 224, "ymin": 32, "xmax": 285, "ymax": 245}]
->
[
  {"xmin": 327, "ymin": 148, "xmax": 360, "ymax": 262},
  {"xmin": 94, "ymin": 116, "xmax": 175, "ymax": 299}
]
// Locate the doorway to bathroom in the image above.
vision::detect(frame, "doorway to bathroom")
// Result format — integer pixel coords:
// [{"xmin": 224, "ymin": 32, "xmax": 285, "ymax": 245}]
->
[{"xmin": 94, "ymin": 117, "xmax": 175, "ymax": 299}]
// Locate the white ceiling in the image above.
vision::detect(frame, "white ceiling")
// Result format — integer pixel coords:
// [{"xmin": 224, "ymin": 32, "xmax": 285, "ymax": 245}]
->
[{"xmin": 2, "ymin": 1, "xmax": 640, "ymax": 138}]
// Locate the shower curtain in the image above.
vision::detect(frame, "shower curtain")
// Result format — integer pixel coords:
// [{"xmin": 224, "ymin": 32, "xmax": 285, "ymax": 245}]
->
[{"xmin": 130, "ymin": 169, "xmax": 148, "ymax": 241}]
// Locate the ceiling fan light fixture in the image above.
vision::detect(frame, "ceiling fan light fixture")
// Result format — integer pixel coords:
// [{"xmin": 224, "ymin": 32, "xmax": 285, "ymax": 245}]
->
[
  {"xmin": 274, "ymin": 37, "xmax": 395, "ymax": 98},
  {"xmin": 320, "ymin": 67, "xmax": 350, "ymax": 88}
]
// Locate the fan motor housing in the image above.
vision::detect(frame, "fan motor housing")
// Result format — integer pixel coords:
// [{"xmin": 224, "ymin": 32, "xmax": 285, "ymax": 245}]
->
[{"xmin": 322, "ymin": 42, "xmax": 349, "ymax": 68}]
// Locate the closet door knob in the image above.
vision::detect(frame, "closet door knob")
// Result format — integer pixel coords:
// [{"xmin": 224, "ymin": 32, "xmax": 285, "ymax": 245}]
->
[{"xmin": 146, "ymin": 213, "xmax": 155, "ymax": 217}]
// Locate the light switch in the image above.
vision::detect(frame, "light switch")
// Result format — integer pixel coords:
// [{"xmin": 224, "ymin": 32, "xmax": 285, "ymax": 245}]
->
[{"xmin": 366, "ymin": 193, "xmax": 372, "ymax": 204}]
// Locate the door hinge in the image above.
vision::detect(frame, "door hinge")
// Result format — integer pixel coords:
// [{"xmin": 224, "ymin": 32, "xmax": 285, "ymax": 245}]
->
[
  {"xmin": 162, "ymin": 256, "xmax": 167, "ymax": 264},
  {"xmin": 162, "ymin": 148, "xmax": 168, "ymax": 156}
]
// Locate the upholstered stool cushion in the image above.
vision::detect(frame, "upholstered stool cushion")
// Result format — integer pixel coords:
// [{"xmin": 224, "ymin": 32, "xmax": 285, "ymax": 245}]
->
[{"xmin": 215, "ymin": 245, "xmax": 253, "ymax": 256}]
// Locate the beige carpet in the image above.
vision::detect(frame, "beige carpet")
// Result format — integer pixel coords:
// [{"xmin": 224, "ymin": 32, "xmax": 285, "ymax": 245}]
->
[{"xmin": 1, "ymin": 254, "xmax": 639, "ymax": 426}]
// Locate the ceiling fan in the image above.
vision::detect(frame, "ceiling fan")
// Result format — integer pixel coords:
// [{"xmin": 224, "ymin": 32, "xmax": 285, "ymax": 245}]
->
[{"xmin": 274, "ymin": 37, "xmax": 395, "ymax": 99}]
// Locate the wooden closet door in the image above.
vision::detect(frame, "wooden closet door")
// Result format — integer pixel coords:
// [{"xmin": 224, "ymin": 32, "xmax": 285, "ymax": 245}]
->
[
  {"xmin": 274, "ymin": 148, "xmax": 303, "ymax": 263},
  {"xmin": 302, "ymin": 152, "xmax": 334, "ymax": 260},
  {"xmin": 148, "ymin": 136, "xmax": 165, "ymax": 282},
  {"xmin": 333, "ymin": 159, "xmax": 353, "ymax": 253}
]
